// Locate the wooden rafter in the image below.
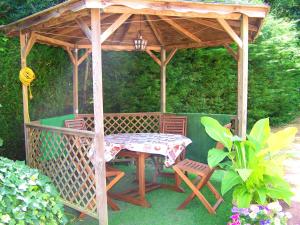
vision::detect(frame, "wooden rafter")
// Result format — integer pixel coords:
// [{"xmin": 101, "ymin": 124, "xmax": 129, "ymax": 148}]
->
[
  {"xmin": 145, "ymin": 15, "xmax": 164, "ymax": 46},
  {"xmin": 35, "ymin": 33, "xmax": 75, "ymax": 48},
  {"xmin": 185, "ymin": 18, "xmax": 224, "ymax": 32},
  {"xmin": 217, "ymin": 18, "xmax": 242, "ymax": 48},
  {"xmin": 76, "ymin": 18, "xmax": 92, "ymax": 40},
  {"xmin": 223, "ymin": 44, "xmax": 238, "ymax": 61},
  {"xmin": 101, "ymin": 14, "xmax": 132, "ymax": 44},
  {"xmin": 146, "ymin": 49, "xmax": 161, "ymax": 66},
  {"xmin": 159, "ymin": 16, "xmax": 202, "ymax": 44}
]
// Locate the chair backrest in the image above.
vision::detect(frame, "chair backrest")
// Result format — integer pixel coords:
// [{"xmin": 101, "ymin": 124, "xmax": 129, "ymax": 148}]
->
[
  {"xmin": 215, "ymin": 123, "xmax": 232, "ymax": 150},
  {"xmin": 65, "ymin": 118, "xmax": 87, "ymax": 130},
  {"xmin": 160, "ymin": 115, "xmax": 187, "ymax": 136}
]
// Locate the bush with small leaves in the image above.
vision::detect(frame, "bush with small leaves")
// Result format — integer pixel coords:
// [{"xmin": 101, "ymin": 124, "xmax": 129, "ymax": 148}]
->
[{"xmin": 0, "ymin": 157, "xmax": 67, "ymax": 225}]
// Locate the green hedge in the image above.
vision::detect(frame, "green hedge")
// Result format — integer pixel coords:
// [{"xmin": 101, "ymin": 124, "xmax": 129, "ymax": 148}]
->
[{"xmin": 0, "ymin": 37, "xmax": 72, "ymax": 160}]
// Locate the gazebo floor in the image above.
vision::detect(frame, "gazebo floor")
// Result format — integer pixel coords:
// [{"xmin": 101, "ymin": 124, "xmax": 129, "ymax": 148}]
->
[{"xmin": 65, "ymin": 166, "xmax": 232, "ymax": 225}]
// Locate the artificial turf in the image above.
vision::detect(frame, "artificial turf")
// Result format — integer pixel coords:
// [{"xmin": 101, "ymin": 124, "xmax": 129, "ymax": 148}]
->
[{"xmin": 65, "ymin": 164, "xmax": 232, "ymax": 225}]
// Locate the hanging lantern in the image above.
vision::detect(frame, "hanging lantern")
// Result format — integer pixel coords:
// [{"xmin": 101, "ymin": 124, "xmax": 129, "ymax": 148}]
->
[
  {"xmin": 134, "ymin": 31, "xmax": 148, "ymax": 51},
  {"xmin": 134, "ymin": 15, "xmax": 148, "ymax": 51}
]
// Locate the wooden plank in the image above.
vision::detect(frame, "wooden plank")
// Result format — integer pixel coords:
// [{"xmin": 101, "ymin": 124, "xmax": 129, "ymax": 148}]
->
[
  {"xmin": 159, "ymin": 16, "xmax": 202, "ymax": 44},
  {"xmin": 223, "ymin": 44, "xmax": 238, "ymax": 61},
  {"xmin": 160, "ymin": 47, "xmax": 166, "ymax": 113},
  {"xmin": 237, "ymin": 15, "xmax": 249, "ymax": 139},
  {"xmin": 35, "ymin": 33, "xmax": 75, "ymax": 48},
  {"xmin": 77, "ymin": 44, "xmax": 161, "ymax": 52},
  {"xmin": 101, "ymin": 14, "xmax": 131, "ymax": 44},
  {"xmin": 217, "ymin": 18, "xmax": 242, "ymax": 48},
  {"xmin": 102, "ymin": 6, "xmax": 242, "ymax": 20},
  {"xmin": 76, "ymin": 18, "xmax": 92, "ymax": 41},
  {"xmin": 90, "ymin": 8, "xmax": 108, "ymax": 225},
  {"xmin": 146, "ymin": 49, "xmax": 161, "ymax": 66},
  {"xmin": 165, "ymin": 48, "xmax": 177, "ymax": 65},
  {"xmin": 185, "ymin": 18, "xmax": 224, "ymax": 32},
  {"xmin": 73, "ymin": 49, "xmax": 79, "ymax": 114},
  {"xmin": 78, "ymin": 49, "xmax": 92, "ymax": 65},
  {"xmin": 145, "ymin": 15, "xmax": 164, "ymax": 46}
]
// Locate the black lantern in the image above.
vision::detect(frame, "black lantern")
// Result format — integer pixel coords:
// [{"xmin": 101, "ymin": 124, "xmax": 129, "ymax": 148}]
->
[
  {"xmin": 134, "ymin": 15, "xmax": 147, "ymax": 51},
  {"xmin": 134, "ymin": 31, "xmax": 148, "ymax": 51}
]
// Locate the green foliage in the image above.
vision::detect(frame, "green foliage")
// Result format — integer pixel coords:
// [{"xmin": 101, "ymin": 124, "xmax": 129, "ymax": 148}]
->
[
  {"xmin": 0, "ymin": 35, "xmax": 72, "ymax": 159},
  {"xmin": 201, "ymin": 116, "xmax": 297, "ymax": 208},
  {"xmin": 0, "ymin": 157, "xmax": 67, "ymax": 224}
]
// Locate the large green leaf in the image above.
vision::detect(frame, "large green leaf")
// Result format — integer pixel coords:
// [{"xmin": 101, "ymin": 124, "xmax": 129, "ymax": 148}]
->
[
  {"xmin": 256, "ymin": 187, "xmax": 267, "ymax": 204},
  {"xmin": 248, "ymin": 118, "xmax": 270, "ymax": 149},
  {"xmin": 221, "ymin": 170, "xmax": 242, "ymax": 195},
  {"xmin": 258, "ymin": 127, "xmax": 298, "ymax": 157},
  {"xmin": 236, "ymin": 191, "xmax": 252, "ymax": 208},
  {"xmin": 236, "ymin": 168, "xmax": 253, "ymax": 182},
  {"xmin": 0, "ymin": 138, "xmax": 3, "ymax": 147},
  {"xmin": 201, "ymin": 117, "xmax": 233, "ymax": 150},
  {"xmin": 207, "ymin": 148, "xmax": 228, "ymax": 168}
]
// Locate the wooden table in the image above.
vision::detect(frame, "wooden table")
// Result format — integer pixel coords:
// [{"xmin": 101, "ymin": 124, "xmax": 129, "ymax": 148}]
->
[{"xmin": 105, "ymin": 133, "xmax": 192, "ymax": 207}]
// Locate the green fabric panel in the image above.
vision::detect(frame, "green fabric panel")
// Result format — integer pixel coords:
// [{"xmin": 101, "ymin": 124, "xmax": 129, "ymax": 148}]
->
[
  {"xmin": 39, "ymin": 114, "xmax": 75, "ymax": 161},
  {"xmin": 177, "ymin": 113, "xmax": 233, "ymax": 163},
  {"xmin": 40, "ymin": 114, "xmax": 75, "ymax": 127}
]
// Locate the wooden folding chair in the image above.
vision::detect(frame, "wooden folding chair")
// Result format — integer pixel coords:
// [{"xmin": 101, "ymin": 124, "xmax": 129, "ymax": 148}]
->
[
  {"xmin": 173, "ymin": 123, "xmax": 231, "ymax": 214},
  {"xmin": 65, "ymin": 119, "xmax": 125, "ymax": 212},
  {"xmin": 152, "ymin": 115, "xmax": 187, "ymax": 182}
]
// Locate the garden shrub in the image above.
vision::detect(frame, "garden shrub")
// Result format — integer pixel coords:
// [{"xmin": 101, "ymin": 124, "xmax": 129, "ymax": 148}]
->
[{"xmin": 0, "ymin": 157, "xmax": 67, "ymax": 225}]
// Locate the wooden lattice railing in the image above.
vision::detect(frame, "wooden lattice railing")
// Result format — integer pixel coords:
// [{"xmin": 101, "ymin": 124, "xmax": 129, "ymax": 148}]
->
[
  {"xmin": 26, "ymin": 112, "xmax": 163, "ymax": 217},
  {"xmin": 77, "ymin": 112, "xmax": 162, "ymax": 134},
  {"xmin": 26, "ymin": 123, "xmax": 98, "ymax": 217}
]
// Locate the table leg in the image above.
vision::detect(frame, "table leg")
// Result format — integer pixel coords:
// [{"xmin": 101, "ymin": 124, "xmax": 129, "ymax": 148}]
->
[{"xmin": 138, "ymin": 153, "xmax": 145, "ymax": 200}]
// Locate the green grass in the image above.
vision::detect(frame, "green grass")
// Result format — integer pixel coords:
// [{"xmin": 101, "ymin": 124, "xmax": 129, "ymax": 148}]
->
[{"xmin": 65, "ymin": 164, "xmax": 232, "ymax": 225}]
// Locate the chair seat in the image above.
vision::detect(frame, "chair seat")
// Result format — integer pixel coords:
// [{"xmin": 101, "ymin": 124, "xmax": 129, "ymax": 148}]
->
[{"xmin": 175, "ymin": 159, "xmax": 212, "ymax": 176}]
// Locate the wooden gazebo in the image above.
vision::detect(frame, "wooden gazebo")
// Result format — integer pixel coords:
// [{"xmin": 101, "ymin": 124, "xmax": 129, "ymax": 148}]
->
[{"xmin": 0, "ymin": 0, "xmax": 269, "ymax": 224}]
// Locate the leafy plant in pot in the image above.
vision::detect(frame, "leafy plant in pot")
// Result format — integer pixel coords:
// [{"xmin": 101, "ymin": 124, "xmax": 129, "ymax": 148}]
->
[{"xmin": 201, "ymin": 117, "xmax": 297, "ymax": 224}]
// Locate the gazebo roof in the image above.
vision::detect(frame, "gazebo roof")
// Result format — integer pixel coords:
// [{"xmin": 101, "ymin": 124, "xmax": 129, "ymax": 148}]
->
[{"xmin": 0, "ymin": 0, "xmax": 269, "ymax": 51}]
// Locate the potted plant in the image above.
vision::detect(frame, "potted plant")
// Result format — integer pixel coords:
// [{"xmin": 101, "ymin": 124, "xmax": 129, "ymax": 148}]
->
[{"xmin": 201, "ymin": 117, "xmax": 297, "ymax": 225}]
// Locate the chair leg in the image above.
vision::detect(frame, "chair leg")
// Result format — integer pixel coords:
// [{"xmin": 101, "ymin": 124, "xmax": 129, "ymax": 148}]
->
[{"xmin": 173, "ymin": 166, "xmax": 217, "ymax": 214}]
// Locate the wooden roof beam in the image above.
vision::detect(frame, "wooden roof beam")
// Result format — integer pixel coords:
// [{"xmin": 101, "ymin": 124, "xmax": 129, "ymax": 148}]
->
[
  {"xmin": 101, "ymin": 13, "xmax": 132, "ymax": 44},
  {"xmin": 145, "ymin": 15, "xmax": 164, "ymax": 46},
  {"xmin": 159, "ymin": 16, "xmax": 202, "ymax": 44},
  {"xmin": 75, "ymin": 13, "xmax": 131, "ymax": 43},
  {"xmin": 76, "ymin": 18, "xmax": 92, "ymax": 40},
  {"xmin": 217, "ymin": 18, "xmax": 242, "ymax": 48},
  {"xmin": 102, "ymin": 6, "xmax": 243, "ymax": 20},
  {"xmin": 35, "ymin": 33, "xmax": 75, "ymax": 48}
]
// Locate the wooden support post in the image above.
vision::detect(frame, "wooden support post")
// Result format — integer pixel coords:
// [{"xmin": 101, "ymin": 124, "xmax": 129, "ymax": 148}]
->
[
  {"xmin": 73, "ymin": 49, "xmax": 79, "ymax": 114},
  {"xmin": 237, "ymin": 15, "xmax": 249, "ymax": 138},
  {"xmin": 160, "ymin": 47, "xmax": 166, "ymax": 113},
  {"xmin": 20, "ymin": 33, "xmax": 30, "ymax": 123},
  {"xmin": 20, "ymin": 32, "xmax": 36, "ymax": 163},
  {"xmin": 90, "ymin": 8, "xmax": 108, "ymax": 225}
]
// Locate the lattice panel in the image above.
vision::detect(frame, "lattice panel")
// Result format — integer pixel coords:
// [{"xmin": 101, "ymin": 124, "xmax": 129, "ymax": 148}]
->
[
  {"xmin": 77, "ymin": 113, "xmax": 161, "ymax": 135},
  {"xmin": 26, "ymin": 124, "xmax": 97, "ymax": 217}
]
